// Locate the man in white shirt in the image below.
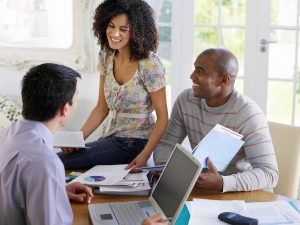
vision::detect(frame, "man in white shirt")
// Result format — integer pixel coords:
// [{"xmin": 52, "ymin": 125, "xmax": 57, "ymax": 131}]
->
[{"xmin": 0, "ymin": 63, "xmax": 93, "ymax": 225}]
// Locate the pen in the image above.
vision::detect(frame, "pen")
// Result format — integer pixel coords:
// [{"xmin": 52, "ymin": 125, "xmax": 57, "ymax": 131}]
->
[
  {"xmin": 205, "ymin": 157, "xmax": 209, "ymax": 169},
  {"xmin": 135, "ymin": 165, "xmax": 165, "ymax": 172}
]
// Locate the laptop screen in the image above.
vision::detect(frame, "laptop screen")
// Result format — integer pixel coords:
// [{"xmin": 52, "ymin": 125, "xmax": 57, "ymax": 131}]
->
[{"xmin": 151, "ymin": 144, "xmax": 201, "ymax": 218}]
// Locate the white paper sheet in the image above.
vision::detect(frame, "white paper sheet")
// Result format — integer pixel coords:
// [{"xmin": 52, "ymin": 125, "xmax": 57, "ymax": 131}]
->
[
  {"xmin": 246, "ymin": 201, "xmax": 300, "ymax": 224},
  {"xmin": 188, "ymin": 199, "xmax": 300, "ymax": 225},
  {"xmin": 53, "ymin": 131, "xmax": 85, "ymax": 148},
  {"xmin": 188, "ymin": 199, "xmax": 246, "ymax": 225},
  {"xmin": 71, "ymin": 164, "xmax": 130, "ymax": 186},
  {"xmin": 192, "ymin": 124, "xmax": 245, "ymax": 172}
]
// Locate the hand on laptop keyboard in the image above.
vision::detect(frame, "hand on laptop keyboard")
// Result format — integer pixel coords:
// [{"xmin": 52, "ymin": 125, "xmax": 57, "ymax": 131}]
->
[{"xmin": 142, "ymin": 214, "xmax": 169, "ymax": 225}]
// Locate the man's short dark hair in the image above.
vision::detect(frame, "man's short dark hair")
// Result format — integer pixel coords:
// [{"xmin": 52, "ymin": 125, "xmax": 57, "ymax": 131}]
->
[
  {"xmin": 202, "ymin": 48, "xmax": 239, "ymax": 77},
  {"xmin": 21, "ymin": 63, "xmax": 81, "ymax": 121}
]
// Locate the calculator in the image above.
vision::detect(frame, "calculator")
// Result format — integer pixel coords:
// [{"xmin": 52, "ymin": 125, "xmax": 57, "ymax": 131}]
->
[{"xmin": 218, "ymin": 212, "xmax": 258, "ymax": 225}]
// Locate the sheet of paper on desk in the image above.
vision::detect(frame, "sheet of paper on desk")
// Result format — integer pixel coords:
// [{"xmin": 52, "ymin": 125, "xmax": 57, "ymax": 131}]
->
[
  {"xmin": 188, "ymin": 199, "xmax": 300, "ymax": 225},
  {"xmin": 246, "ymin": 201, "xmax": 300, "ymax": 224},
  {"xmin": 192, "ymin": 124, "xmax": 244, "ymax": 172},
  {"xmin": 188, "ymin": 199, "xmax": 247, "ymax": 225},
  {"xmin": 53, "ymin": 131, "xmax": 85, "ymax": 148},
  {"xmin": 71, "ymin": 164, "xmax": 130, "ymax": 186}
]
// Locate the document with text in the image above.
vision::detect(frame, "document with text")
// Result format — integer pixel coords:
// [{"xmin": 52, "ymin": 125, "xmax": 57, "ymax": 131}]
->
[
  {"xmin": 53, "ymin": 131, "xmax": 85, "ymax": 148},
  {"xmin": 192, "ymin": 124, "xmax": 244, "ymax": 172},
  {"xmin": 188, "ymin": 199, "xmax": 300, "ymax": 225}
]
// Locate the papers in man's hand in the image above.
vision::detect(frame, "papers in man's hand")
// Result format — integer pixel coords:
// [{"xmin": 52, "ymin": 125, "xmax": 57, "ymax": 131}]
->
[
  {"xmin": 53, "ymin": 131, "xmax": 85, "ymax": 148},
  {"xmin": 71, "ymin": 164, "xmax": 130, "ymax": 186},
  {"xmin": 192, "ymin": 124, "xmax": 244, "ymax": 172},
  {"xmin": 188, "ymin": 199, "xmax": 300, "ymax": 225}
]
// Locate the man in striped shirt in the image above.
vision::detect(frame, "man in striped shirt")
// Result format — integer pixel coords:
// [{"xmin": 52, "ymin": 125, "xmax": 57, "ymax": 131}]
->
[{"xmin": 154, "ymin": 48, "xmax": 278, "ymax": 192}]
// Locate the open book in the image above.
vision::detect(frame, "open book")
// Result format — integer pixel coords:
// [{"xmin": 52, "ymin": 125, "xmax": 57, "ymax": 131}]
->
[{"xmin": 192, "ymin": 124, "xmax": 244, "ymax": 172}]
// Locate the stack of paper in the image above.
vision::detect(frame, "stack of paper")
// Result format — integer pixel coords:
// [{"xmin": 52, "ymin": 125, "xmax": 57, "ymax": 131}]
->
[
  {"xmin": 188, "ymin": 199, "xmax": 300, "ymax": 225},
  {"xmin": 71, "ymin": 164, "xmax": 152, "ymax": 196},
  {"xmin": 94, "ymin": 172, "xmax": 151, "ymax": 196}
]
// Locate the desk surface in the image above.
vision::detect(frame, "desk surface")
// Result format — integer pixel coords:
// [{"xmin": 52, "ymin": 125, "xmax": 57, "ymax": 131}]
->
[{"xmin": 71, "ymin": 188, "xmax": 289, "ymax": 225}]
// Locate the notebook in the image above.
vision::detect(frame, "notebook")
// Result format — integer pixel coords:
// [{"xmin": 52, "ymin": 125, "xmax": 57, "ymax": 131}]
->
[{"xmin": 88, "ymin": 144, "xmax": 202, "ymax": 225}]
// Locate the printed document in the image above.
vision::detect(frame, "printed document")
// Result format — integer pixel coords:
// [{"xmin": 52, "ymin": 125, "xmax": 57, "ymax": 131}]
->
[
  {"xmin": 192, "ymin": 124, "xmax": 244, "ymax": 172},
  {"xmin": 188, "ymin": 199, "xmax": 300, "ymax": 225},
  {"xmin": 71, "ymin": 164, "xmax": 130, "ymax": 186},
  {"xmin": 53, "ymin": 131, "xmax": 85, "ymax": 148}
]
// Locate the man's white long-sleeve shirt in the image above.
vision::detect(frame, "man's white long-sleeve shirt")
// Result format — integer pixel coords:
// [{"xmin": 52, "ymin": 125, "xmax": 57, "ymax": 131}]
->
[{"xmin": 0, "ymin": 119, "xmax": 72, "ymax": 225}]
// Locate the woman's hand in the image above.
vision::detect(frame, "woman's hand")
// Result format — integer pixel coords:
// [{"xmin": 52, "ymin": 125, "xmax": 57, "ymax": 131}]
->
[
  {"xmin": 61, "ymin": 147, "xmax": 80, "ymax": 154},
  {"xmin": 125, "ymin": 152, "xmax": 150, "ymax": 170}
]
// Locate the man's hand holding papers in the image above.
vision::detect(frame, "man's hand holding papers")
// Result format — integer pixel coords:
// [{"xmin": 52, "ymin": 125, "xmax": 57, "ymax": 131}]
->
[
  {"xmin": 197, "ymin": 157, "xmax": 223, "ymax": 191},
  {"xmin": 193, "ymin": 124, "xmax": 244, "ymax": 192}
]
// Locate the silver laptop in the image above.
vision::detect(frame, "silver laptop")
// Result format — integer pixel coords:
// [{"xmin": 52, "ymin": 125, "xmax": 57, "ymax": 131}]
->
[{"xmin": 88, "ymin": 144, "xmax": 202, "ymax": 225}]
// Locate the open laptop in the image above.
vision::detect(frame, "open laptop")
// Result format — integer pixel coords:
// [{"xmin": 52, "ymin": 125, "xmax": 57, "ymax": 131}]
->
[{"xmin": 88, "ymin": 144, "xmax": 202, "ymax": 225}]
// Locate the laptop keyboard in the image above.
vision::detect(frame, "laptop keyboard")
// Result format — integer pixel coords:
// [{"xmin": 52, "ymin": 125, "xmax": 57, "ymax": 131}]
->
[{"xmin": 110, "ymin": 202, "xmax": 148, "ymax": 225}]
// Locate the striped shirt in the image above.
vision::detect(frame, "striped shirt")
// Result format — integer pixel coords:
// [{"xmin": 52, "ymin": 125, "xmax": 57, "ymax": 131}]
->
[{"xmin": 153, "ymin": 89, "xmax": 278, "ymax": 192}]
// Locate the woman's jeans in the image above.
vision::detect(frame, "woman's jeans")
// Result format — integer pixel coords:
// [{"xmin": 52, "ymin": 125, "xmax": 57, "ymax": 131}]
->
[{"xmin": 57, "ymin": 135, "xmax": 148, "ymax": 170}]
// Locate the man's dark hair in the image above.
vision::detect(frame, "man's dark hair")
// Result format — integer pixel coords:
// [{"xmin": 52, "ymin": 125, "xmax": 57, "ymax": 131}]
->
[
  {"xmin": 93, "ymin": 0, "xmax": 158, "ymax": 61},
  {"xmin": 202, "ymin": 48, "xmax": 239, "ymax": 78},
  {"xmin": 21, "ymin": 63, "xmax": 81, "ymax": 121}
]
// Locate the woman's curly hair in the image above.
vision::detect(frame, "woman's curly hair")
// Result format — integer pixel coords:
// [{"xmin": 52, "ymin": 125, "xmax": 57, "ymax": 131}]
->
[{"xmin": 93, "ymin": 0, "xmax": 158, "ymax": 61}]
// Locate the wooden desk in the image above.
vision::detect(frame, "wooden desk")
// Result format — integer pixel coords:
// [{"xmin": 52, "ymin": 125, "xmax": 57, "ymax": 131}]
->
[{"xmin": 71, "ymin": 188, "xmax": 289, "ymax": 225}]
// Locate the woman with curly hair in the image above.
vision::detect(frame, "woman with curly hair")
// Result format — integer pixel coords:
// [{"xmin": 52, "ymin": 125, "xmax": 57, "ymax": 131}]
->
[{"xmin": 58, "ymin": 0, "xmax": 168, "ymax": 170}]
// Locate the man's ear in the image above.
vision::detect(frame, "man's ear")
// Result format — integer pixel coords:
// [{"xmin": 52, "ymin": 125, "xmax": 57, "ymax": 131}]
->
[
  {"xmin": 221, "ymin": 74, "xmax": 231, "ymax": 85},
  {"xmin": 59, "ymin": 103, "xmax": 69, "ymax": 117}
]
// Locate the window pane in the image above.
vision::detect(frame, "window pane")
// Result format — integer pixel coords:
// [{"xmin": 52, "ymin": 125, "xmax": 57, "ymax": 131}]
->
[
  {"xmin": 0, "ymin": 0, "xmax": 72, "ymax": 48},
  {"xmin": 221, "ymin": 28, "xmax": 245, "ymax": 63},
  {"xmin": 267, "ymin": 81, "xmax": 293, "ymax": 124},
  {"xmin": 194, "ymin": 0, "xmax": 218, "ymax": 25},
  {"xmin": 271, "ymin": 0, "xmax": 298, "ymax": 26},
  {"xmin": 221, "ymin": 0, "xmax": 246, "ymax": 25},
  {"xmin": 234, "ymin": 78, "xmax": 244, "ymax": 93},
  {"xmin": 158, "ymin": 0, "xmax": 172, "ymax": 23},
  {"xmin": 193, "ymin": 27, "xmax": 218, "ymax": 58},
  {"xmin": 158, "ymin": 26, "xmax": 171, "ymax": 86},
  {"xmin": 268, "ymin": 29, "xmax": 297, "ymax": 79},
  {"xmin": 158, "ymin": 27, "xmax": 171, "ymax": 60}
]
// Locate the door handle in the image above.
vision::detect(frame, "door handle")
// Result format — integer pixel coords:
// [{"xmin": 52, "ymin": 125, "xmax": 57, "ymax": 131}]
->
[{"xmin": 260, "ymin": 38, "xmax": 277, "ymax": 45}]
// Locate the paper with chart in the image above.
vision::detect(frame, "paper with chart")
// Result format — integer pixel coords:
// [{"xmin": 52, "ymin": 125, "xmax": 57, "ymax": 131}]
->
[
  {"xmin": 71, "ymin": 164, "xmax": 130, "ymax": 186},
  {"xmin": 192, "ymin": 124, "xmax": 244, "ymax": 172},
  {"xmin": 53, "ymin": 131, "xmax": 85, "ymax": 148}
]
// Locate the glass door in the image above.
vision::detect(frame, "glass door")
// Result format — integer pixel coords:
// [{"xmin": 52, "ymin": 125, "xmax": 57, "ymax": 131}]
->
[{"xmin": 245, "ymin": 0, "xmax": 300, "ymax": 125}]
